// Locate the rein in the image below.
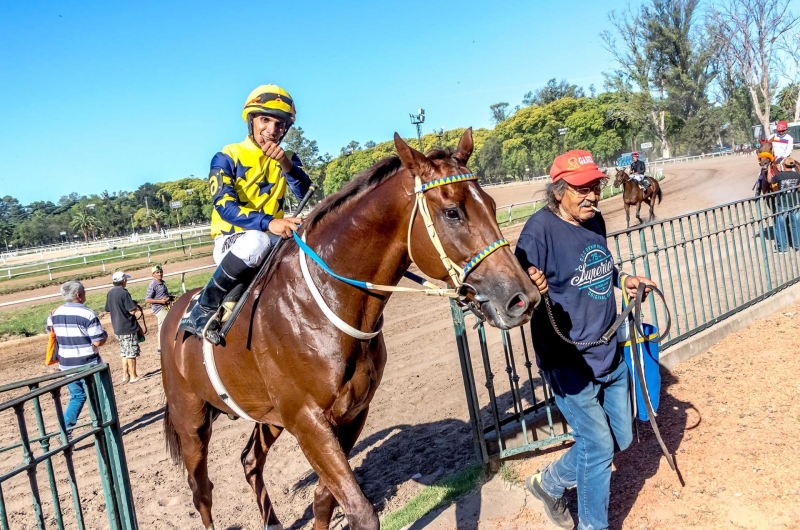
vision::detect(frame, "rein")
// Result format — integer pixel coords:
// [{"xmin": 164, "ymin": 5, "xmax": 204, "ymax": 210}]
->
[
  {"xmin": 544, "ymin": 282, "xmax": 680, "ymax": 479},
  {"xmin": 296, "ymin": 172, "xmax": 509, "ymax": 340}
]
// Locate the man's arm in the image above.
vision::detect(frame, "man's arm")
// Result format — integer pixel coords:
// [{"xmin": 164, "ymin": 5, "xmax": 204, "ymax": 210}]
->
[
  {"xmin": 284, "ymin": 152, "xmax": 313, "ymax": 200},
  {"xmin": 86, "ymin": 313, "xmax": 108, "ymax": 347}
]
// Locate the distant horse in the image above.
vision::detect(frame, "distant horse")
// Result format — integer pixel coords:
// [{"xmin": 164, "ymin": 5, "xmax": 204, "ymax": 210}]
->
[
  {"xmin": 613, "ymin": 168, "xmax": 664, "ymax": 227},
  {"xmin": 160, "ymin": 129, "xmax": 538, "ymax": 530}
]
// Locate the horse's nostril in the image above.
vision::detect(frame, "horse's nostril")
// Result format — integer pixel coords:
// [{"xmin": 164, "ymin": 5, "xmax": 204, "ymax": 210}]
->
[{"xmin": 506, "ymin": 292, "xmax": 529, "ymax": 316}]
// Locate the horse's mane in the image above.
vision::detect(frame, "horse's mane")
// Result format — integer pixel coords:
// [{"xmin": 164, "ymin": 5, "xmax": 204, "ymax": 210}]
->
[
  {"xmin": 260, "ymin": 147, "xmax": 458, "ymax": 285},
  {"xmin": 305, "ymin": 147, "xmax": 457, "ymax": 230}
]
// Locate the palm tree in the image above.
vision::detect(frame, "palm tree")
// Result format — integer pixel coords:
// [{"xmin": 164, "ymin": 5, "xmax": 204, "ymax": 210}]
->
[
  {"xmin": 70, "ymin": 211, "xmax": 98, "ymax": 242},
  {"xmin": 146, "ymin": 210, "xmax": 165, "ymax": 232}
]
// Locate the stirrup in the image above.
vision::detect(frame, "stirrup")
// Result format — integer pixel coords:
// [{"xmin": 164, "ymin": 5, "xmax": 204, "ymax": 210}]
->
[{"xmin": 202, "ymin": 314, "xmax": 222, "ymax": 345}]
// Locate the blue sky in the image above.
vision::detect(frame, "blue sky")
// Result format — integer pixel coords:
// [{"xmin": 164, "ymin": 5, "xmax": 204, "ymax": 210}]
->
[{"xmin": 2, "ymin": 0, "xmax": 623, "ymax": 204}]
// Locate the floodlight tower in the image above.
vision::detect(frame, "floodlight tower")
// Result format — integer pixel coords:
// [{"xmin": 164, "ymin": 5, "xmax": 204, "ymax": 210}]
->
[{"xmin": 409, "ymin": 108, "xmax": 425, "ymax": 151}]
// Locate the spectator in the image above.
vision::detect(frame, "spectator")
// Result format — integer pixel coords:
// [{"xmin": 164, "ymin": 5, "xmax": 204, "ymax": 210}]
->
[
  {"xmin": 105, "ymin": 271, "xmax": 141, "ymax": 383},
  {"xmin": 46, "ymin": 281, "xmax": 107, "ymax": 435},
  {"xmin": 771, "ymin": 157, "xmax": 800, "ymax": 253},
  {"xmin": 144, "ymin": 264, "xmax": 172, "ymax": 355},
  {"xmin": 515, "ymin": 150, "xmax": 657, "ymax": 530}
]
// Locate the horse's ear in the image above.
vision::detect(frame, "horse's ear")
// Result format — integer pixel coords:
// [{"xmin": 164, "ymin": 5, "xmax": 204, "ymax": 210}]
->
[
  {"xmin": 394, "ymin": 133, "xmax": 433, "ymax": 176},
  {"xmin": 454, "ymin": 127, "xmax": 474, "ymax": 165}
]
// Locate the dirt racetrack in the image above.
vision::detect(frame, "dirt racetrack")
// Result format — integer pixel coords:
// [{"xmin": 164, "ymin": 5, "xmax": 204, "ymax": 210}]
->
[{"xmin": 2, "ymin": 154, "xmax": 797, "ymax": 530}]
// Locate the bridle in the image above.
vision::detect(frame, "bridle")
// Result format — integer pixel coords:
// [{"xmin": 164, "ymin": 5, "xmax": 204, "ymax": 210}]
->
[{"xmin": 296, "ymin": 172, "xmax": 509, "ymax": 340}]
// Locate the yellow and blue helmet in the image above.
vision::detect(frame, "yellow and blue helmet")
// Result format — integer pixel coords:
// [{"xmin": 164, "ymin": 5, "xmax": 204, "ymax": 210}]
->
[{"xmin": 242, "ymin": 84, "xmax": 296, "ymax": 125}]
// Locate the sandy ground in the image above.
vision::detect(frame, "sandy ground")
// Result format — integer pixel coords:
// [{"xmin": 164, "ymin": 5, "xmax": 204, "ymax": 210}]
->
[{"xmin": 0, "ymin": 155, "xmax": 783, "ymax": 530}]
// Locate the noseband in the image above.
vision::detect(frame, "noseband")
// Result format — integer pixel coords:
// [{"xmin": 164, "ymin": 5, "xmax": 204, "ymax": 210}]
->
[{"xmin": 296, "ymin": 172, "xmax": 509, "ymax": 340}]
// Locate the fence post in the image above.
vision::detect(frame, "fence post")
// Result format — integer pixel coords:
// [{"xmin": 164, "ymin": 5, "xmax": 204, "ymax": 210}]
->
[
  {"xmin": 181, "ymin": 272, "xmax": 186, "ymax": 293},
  {"xmin": 83, "ymin": 256, "xmax": 87, "ymax": 264},
  {"xmin": 147, "ymin": 246, "xmax": 151, "ymax": 263},
  {"xmin": 121, "ymin": 249, "xmax": 124, "ymax": 258},
  {"xmin": 102, "ymin": 260, "xmax": 106, "ymax": 272},
  {"xmin": 47, "ymin": 263, "xmax": 52, "ymax": 281},
  {"xmin": 189, "ymin": 245, "xmax": 192, "ymax": 257},
  {"xmin": 506, "ymin": 204, "xmax": 513, "ymax": 224}
]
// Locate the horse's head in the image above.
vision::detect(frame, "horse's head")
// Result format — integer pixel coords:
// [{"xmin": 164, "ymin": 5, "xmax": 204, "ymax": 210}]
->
[
  {"xmin": 613, "ymin": 167, "xmax": 629, "ymax": 187},
  {"xmin": 394, "ymin": 129, "xmax": 538, "ymax": 329}
]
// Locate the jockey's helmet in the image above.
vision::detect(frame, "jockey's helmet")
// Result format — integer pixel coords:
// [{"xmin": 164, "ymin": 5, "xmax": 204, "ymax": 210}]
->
[
  {"xmin": 242, "ymin": 85, "xmax": 296, "ymax": 125},
  {"xmin": 776, "ymin": 121, "xmax": 789, "ymax": 133},
  {"xmin": 632, "ymin": 152, "xmax": 639, "ymax": 157}
]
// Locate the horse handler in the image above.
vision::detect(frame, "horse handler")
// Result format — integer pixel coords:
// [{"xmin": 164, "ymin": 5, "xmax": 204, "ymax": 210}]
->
[{"xmin": 514, "ymin": 150, "xmax": 658, "ymax": 530}]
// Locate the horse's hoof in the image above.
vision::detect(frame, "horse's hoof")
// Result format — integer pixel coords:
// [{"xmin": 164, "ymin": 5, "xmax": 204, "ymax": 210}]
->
[{"xmin": 266, "ymin": 525, "xmax": 284, "ymax": 530}]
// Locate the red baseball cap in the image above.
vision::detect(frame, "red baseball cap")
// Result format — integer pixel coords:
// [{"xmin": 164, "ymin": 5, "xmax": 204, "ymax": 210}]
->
[{"xmin": 550, "ymin": 150, "xmax": 607, "ymax": 186}]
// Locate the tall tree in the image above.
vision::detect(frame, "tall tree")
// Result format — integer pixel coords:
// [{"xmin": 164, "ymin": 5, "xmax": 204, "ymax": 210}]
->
[
  {"xmin": 283, "ymin": 126, "xmax": 323, "ymax": 176},
  {"xmin": 709, "ymin": 0, "xmax": 799, "ymax": 133},
  {"xmin": 523, "ymin": 79, "xmax": 585, "ymax": 106},
  {"xmin": 69, "ymin": 211, "xmax": 98, "ymax": 241},
  {"xmin": 489, "ymin": 102, "xmax": 510, "ymax": 124}
]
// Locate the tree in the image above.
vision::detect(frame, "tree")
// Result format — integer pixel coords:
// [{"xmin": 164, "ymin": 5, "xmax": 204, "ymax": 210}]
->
[
  {"xmin": 489, "ymin": 102, "xmax": 510, "ymax": 124},
  {"xmin": 340, "ymin": 141, "xmax": 361, "ymax": 155},
  {"xmin": 602, "ymin": 0, "xmax": 714, "ymax": 159},
  {"xmin": 709, "ymin": 0, "xmax": 799, "ymax": 134},
  {"xmin": 364, "ymin": 141, "xmax": 377, "ymax": 149},
  {"xmin": 70, "ymin": 211, "xmax": 98, "ymax": 241},
  {"xmin": 283, "ymin": 127, "xmax": 323, "ymax": 177},
  {"xmin": 522, "ymin": 79, "xmax": 585, "ymax": 107},
  {"xmin": 776, "ymin": 84, "xmax": 799, "ymax": 121},
  {"xmin": 0, "ymin": 221, "xmax": 12, "ymax": 250},
  {"xmin": 780, "ymin": 32, "xmax": 800, "ymax": 121}
]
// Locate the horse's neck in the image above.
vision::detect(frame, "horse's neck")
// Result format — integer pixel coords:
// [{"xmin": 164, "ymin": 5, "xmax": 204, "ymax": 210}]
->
[{"xmin": 306, "ymin": 174, "xmax": 413, "ymax": 293}]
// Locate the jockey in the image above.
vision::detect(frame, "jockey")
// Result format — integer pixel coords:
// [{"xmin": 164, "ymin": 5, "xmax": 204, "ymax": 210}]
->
[
  {"xmin": 188, "ymin": 84, "xmax": 312, "ymax": 342},
  {"xmin": 630, "ymin": 152, "xmax": 649, "ymax": 189},
  {"xmin": 769, "ymin": 121, "xmax": 795, "ymax": 168}
]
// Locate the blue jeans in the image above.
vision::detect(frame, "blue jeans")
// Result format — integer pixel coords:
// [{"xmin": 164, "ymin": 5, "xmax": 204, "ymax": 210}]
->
[
  {"xmin": 774, "ymin": 203, "xmax": 800, "ymax": 252},
  {"xmin": 541, "ymin": 360, "xmax": 633, "ymax": 530},
  {"xmin": 64, "ymin": 380, "xmax": 87, "ymax": 431}
]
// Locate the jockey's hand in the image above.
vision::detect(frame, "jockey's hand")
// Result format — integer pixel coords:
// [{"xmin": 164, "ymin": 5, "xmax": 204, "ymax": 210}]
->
[
  {"xmin": 268, "ymin": 217, "xmax": 302, "ymax": 239},
  {"xmin": 624, "ymin": 275, "xmax": 656, "ymax": 301},
  {"xmin": 261, "ymin": 140, "xmax": 294, "ymax": 173},
  {"xmin": 526, "ymin": 266, "xmax": 548, "ymax": 296}
]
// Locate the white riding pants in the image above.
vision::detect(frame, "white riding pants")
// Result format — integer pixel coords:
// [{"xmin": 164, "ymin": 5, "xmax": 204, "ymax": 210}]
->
[
  {"xmin": 212, "ymin": 230, "xmax": 275, "ymax": 267},
  {"xmin": 631, "ymin": 174, "xmax": 645, "ymax": 183}
]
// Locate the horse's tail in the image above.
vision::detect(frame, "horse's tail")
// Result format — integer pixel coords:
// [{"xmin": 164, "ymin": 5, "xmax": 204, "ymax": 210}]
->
[
  {"xmin": 163, "ymin": 404, "xmax": 183, "ymax": 466},
  {"xmin": 655, "ymin": 186, "xmax": 663, "ymax": 204}
]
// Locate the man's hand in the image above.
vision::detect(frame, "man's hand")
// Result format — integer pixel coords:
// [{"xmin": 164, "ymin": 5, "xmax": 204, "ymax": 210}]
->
[
  {"xmin": 624, "ymin": 275, "xmax": 656, "ymax": 301},
  {"xmin": 527, "ymin": 266, "xmax": 548, "ymax": 295},
  {"xmin": 268, "ymin": 217, "xmax": 302, "ymax": 238},
  {"xmin": 261, "ymin": 140, "xmax": 294, "ymax": 173}
]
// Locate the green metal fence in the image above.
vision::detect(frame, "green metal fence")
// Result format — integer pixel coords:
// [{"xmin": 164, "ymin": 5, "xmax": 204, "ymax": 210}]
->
[
  {"xmin": 608, "ymin": 187, "xmax": 800, "ymax": 349},
  {"xmin": 0, "ymin": 364, "xmax": 137, "ymax": 529},
  {"xmin": 453, "ymin": 186, "xmax": 800, "ymax": 465}
]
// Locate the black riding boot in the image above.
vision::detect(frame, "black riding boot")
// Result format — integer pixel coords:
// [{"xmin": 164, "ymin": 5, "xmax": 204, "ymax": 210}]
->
[{"xmin": 190, "ymin": 252, "xmax": 251, "ymax": 344}]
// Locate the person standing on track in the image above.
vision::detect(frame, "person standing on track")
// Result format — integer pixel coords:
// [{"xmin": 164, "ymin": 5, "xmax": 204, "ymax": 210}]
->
[
  {"xmin": 105, "ymin": 271, "xmax": 142, "ymax": 383},
  {"xmin": 46, "ymin": 281, "xmax": 108, "ymax": 437},
  {"xmin": 186, "ymin": 84, "xmax": 312, "ymax": 343},
  {"xmin": 771, "ymin": 157, "xmax": 800, "ymax": 253},
  {"xmin": 769, "ymin": 121, "xmax": 795, "ymax": 170},
  {"xmin": 515, "ymin": 150, "xmax": 657, "ymax": 530},
  {"xmin": 144, "ymin": 264, "xmax": 172, "ymax": 356}
]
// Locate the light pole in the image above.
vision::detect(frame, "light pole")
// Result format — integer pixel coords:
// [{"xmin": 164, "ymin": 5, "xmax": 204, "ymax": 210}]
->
[{"xmin": 409, "ymin": 108, "xmax": 425, "ymax": 151}]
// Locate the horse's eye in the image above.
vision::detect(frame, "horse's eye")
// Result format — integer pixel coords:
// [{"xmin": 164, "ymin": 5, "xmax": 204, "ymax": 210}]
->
[{"xmin": 444, "ymin": 208, "xmax": 461, "ymax": 221}]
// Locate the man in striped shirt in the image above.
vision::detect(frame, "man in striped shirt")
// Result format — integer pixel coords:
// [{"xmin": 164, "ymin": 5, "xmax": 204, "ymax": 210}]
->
[{"xmin": 46, "ymin": 281, "xmax": 108, "ymax": 433}]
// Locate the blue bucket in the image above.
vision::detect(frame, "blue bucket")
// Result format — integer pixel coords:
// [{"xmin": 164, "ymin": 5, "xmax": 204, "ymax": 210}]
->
[{"xmin": 619, "ymin": 322, "xmax": 661, "ymax": 421}]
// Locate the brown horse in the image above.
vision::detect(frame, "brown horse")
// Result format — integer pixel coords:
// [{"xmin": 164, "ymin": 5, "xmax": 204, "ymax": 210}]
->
[
  {"xmin": 160, "ymin": 129, "xmax": 538, "ymax": 530},
  {"xmin": 613, "ymin": 168, "xmax": 663, "ymax": 227}
]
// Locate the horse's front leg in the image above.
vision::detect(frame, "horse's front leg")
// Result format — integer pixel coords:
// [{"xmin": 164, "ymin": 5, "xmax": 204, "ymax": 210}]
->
[
  {"xmin": 290, "ymin": 407, "xmax": 377, "ymax": 530},
  {"xmin": 625, "ymin": 203, "xmax": 631, "ymax": 228},
  {"xmin": 312, "ymin": 408, "xmax": 370, "ymax": 530},
  {"xmin": 636, "ymin": 200, "xmax": 644, "ymax": 224}
]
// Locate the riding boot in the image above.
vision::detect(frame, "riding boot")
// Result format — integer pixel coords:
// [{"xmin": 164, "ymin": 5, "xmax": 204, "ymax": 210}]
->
[{"xmin": 190, "ymin": 252, "xmax": 251, "ymax": 344}]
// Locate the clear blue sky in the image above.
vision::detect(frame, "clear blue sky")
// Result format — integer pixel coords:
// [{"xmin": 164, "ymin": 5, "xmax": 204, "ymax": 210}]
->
[{"xmin": 1, "ymin": 0, "xmax": 619, "ymax": 204}]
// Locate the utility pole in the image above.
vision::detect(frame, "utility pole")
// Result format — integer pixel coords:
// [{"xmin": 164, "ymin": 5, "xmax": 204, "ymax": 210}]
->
[{"xmin": 409, "ymin": 109, "xmax": 425, "ymax": 151}]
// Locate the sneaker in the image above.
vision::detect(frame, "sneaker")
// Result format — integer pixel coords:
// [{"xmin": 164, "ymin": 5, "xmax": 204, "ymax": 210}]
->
[{"xmin": 526, "ymin": 472, "xmax": 574, "ymax": 529}]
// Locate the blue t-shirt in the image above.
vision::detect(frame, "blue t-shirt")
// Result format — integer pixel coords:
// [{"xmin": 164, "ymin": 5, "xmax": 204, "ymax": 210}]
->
[{"xmin": 515, "ymin": 208, "xmax": 621, "ymax": 378}]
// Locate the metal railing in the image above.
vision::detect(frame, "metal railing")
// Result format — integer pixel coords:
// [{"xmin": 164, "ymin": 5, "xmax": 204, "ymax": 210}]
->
[
  {"xmin": 0, "ymin": 236, "xmax": 214, "ymax": 281},
  {"xmin": 450, "ymin": 302, "xmax": 571, "ymax": 465},
  {"xmin": 609, "ymin": 186, "xmax": 800, "ymax": 349},
  {"xmin": 0, "ymin": 364, "xmax": 137, "ymax": 529}
]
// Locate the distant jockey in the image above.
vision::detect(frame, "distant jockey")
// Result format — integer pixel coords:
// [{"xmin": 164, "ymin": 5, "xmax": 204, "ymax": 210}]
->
[
  {"xmin": 630, "ymin": 152, "xmax": 649, "ymax": 189},
  {"xmin": 769, "ymin": 121, "xmax": 795, "ymax": 170}
]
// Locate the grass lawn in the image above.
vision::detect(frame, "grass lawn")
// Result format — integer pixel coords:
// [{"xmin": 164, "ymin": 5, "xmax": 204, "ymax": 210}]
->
[{"xmin": 0, "ymin": 272, "xmax": 213, "ymax": 338}]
